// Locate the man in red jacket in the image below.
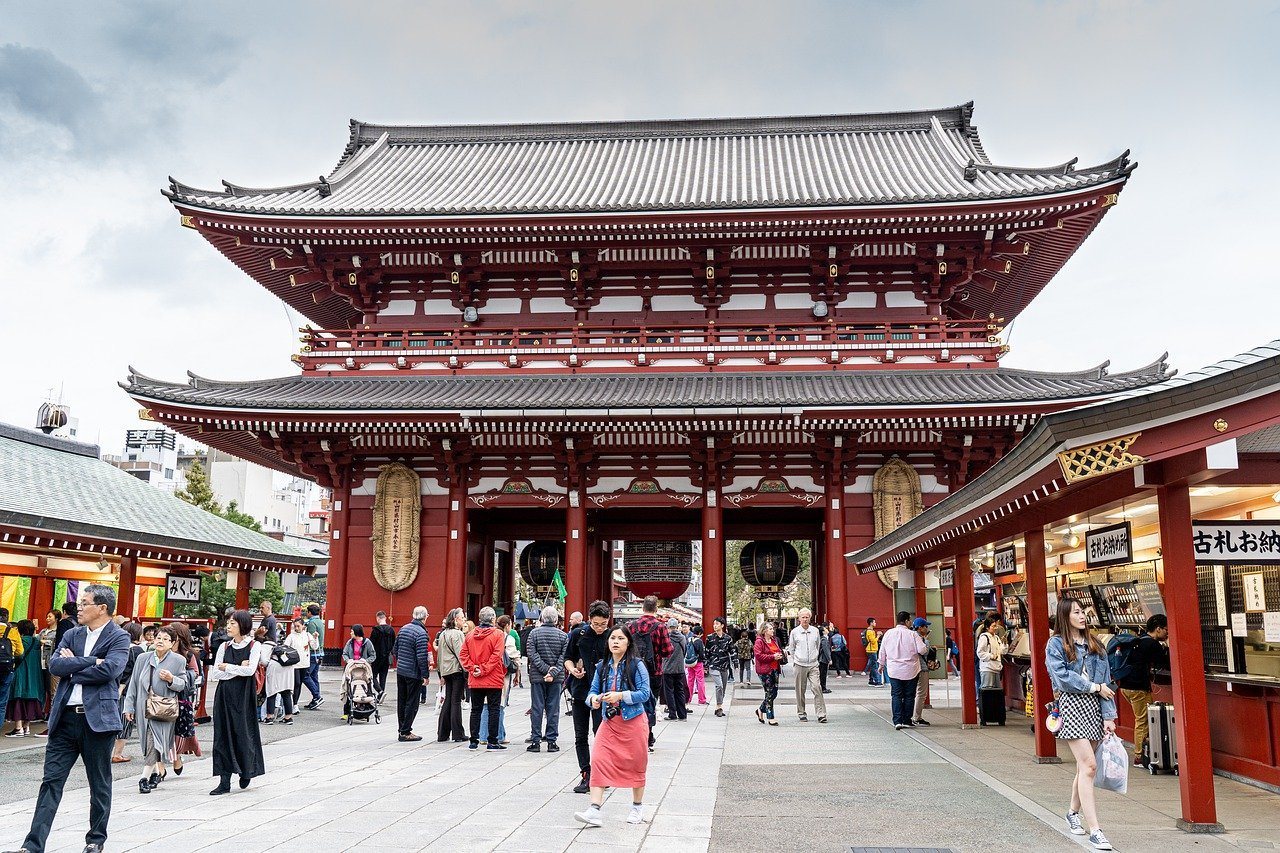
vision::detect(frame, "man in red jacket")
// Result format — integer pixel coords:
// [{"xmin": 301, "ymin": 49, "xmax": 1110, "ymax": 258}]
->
[{"xmin": 459, "ymin": 607, "xmax": 507, "ymax": 750}]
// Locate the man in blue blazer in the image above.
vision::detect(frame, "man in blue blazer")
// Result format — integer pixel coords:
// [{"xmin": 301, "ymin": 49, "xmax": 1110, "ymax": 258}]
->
[{"xmin": 4, "ymin": 584, "xmax": 130, "ymax": 853}]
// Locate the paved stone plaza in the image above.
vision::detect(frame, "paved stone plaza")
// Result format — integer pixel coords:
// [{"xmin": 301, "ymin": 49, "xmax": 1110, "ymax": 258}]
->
[{"xmin": 2, "ymin": 674, "xmax": 1278, "ymax": 852}]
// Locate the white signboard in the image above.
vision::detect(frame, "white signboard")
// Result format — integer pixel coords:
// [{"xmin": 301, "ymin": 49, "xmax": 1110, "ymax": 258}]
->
[
  {"xmin": 1086, "ymin": 522, "xmax": 1133, "ymax": 569},
  {"xmin": 1243, "ymin": 572, "xmax": 1267, "ymax": 613},
  {"xmin": 165, "ymin": 573, "xmax": 201, "ymax": 603},
  {"xmin": 993, "ymin": 546, "xmax": 1017, "ymax": 576},
  {"xmin": 940, "ymin": 567, "xmax": 954, "ymax": 588},
  {"xmin": 1192, "ymin": 521, "xmax": 1280, "ymax": 565},
  {"xmin": 1230, "ymin": 612, "xmax": 1248, "ymax": 638},
  {"xmin": 1265, "ymin": 612, "xmax": 1280, "ymax": 644}
]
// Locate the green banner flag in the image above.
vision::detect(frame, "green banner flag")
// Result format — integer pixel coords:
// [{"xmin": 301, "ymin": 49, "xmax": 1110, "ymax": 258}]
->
[{"xmin": 553, "ymin": 568, "xmax": 566, "ymax": 602}]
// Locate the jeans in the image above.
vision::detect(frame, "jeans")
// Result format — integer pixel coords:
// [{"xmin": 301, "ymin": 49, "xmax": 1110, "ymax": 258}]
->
[
  {"xmin": 686, "ymin": 662, "xmax": 706, "ymax": 703},
  {"xmin": 0, "ymin": 670, "xmax": 13, "ymax": 729},
  {"xmin": 529, "ymin": 679, "xmax": 563, "ymax": 744},
  {"xmin": 437, "ymin": 671, "xmax": 466, "ymax": 741},
  {"xmin": 396, "ymin": 674, "xmax": 422, "ymax": 736},
  {"xmin": 301, "ymin": 654, "xmax": 322, "ymax": 703},
  {"xmin": 23, "ymin": 711, "xmax": 115, "ymax": 853},
  {"xmin": 709, "ymin": 666, "xmax": 728, "ymax": 706},
  {"xmin": 866, "ymin": 654, "xmax": 882, "ymax": 685},
  {"xmin": 888, "ymin": 675, "xmax": 919, "ymax": 726},
  {"xmin": 570, "ymin": 693, "xmax": 603, "ymax": 776},
  {"xmin": 478, "ymin": 701, "xmax": 506, "ymax": 743},
  {"xmin": 738, "ymin": 658, "xmax": 752, "ymax": 683},
  {"xmin": 793, "ymin": 663, "xmax": 826, "ymax": 718},
  {"xmin": 758, "ymin": 670, "xmax": 778, "ymax": 719},
  {"xmin": 469, "ymin": 687, "xmax": 503, "ymax": 744}
]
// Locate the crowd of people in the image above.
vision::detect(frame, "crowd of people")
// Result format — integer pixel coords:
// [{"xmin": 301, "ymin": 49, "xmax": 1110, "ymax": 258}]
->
[{"xmin": 0, "ymin": 587, "xmax": 1170, "ymax": 851}]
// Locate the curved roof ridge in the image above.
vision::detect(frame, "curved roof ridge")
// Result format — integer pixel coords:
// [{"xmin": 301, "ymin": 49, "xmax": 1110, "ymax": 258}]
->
[{"xmin": 345, "ymin": 103, "xmax": 978, "ymax": 146}]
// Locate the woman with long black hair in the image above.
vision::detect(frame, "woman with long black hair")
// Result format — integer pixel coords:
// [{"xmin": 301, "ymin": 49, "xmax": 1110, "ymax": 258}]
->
[
  {"xmin": 208, "ymin": 610, "xmax": 265, "ymax": 795},
  {"xmin": 1045, "ymin": 597, "xmax": 1117, "ymax": 851},
  {"xmin": 573, "ymin": 625, "xmax": 652, "ymax": 828}
]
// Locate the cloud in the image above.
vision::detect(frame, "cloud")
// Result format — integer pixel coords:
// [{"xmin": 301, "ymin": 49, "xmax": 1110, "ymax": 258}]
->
[{"xmin": 0, "ymin": 44, "xmax": 105, "ymax": 154}]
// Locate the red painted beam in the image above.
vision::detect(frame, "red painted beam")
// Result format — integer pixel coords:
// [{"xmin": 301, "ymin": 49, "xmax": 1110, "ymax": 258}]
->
[
  {"xmin": 1023, "ymin": 527, "xmax": 1059, "ymax": 763},
  {"xmin": 953, "ymin": 552, "xmax": 978, "ymax": 727}
]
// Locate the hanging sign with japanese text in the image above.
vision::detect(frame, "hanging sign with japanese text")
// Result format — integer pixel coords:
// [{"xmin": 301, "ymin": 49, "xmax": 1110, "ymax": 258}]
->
[
  {"xmin": 993, "ymin": 546, "xmax": 1017, "ymax": 576},
  {"xmin": 165, "ymin": 573, "xmax": 201, "ymax": 603},
  {"xmin": 940, "ymin": 566, "xmax": 954, "ymax": 587},
  {"xmin": 1192, "ymin": 520, "xmax": 1280, "ymax": 565},
  {"xmin": 1086, "ymin": 522, "xmax": 1133, "ymax": 569}
]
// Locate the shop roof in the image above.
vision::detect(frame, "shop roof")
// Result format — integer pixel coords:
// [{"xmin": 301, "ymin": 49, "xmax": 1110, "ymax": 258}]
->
[
  {"xmin": 0, "ymin": 422, "xmax": 321, "ymax": 570},
  {"xmin": 847, "ymin": 340, "xmax": 1280, "ymax": 572},
  {"xmin": 164, "ymin": 103, "xmax": 1133, "ymax": 217},
  {"xmin": 122, "ymin": 358, "xmax": 1171, "ymax": 414}
]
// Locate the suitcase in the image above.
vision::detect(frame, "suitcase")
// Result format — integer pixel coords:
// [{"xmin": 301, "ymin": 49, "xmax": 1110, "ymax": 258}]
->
[
  {"xmin": 1147, "ymin": 701, "xmax": 1178, "ymax": 775},
  {"xmin": 979, "ymin": 687, "xmax": 1007, "ymax": 726}
]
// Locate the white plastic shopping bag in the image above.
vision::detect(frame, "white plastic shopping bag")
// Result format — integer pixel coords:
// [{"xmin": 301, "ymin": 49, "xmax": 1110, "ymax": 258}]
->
[{"xmin": 1094, "ymin": 734, "xmax": 1129, "ymax": 793}]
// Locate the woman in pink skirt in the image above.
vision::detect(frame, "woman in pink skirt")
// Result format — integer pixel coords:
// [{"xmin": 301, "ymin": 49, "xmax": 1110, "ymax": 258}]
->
[{"xmin": 574, "ymin": 625, "xmax": 653, "ymax": 828}]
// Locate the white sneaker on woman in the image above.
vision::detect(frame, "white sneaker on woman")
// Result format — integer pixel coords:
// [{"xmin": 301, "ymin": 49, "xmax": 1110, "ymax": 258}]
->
[
  {"xmin": 574, "ymin": 808, "xmax": 603, "ymax": 827},
  {"xmin": 627, "ymin": 805, "xmax": 644, "ymax": 824},
  {"xmin": 1089, "ymin": 830, "xmax": 1113, "ymax": 850},
  {"xmin": 1065, "ymin": 811, "xmax": 1086, "ymax": 835}
]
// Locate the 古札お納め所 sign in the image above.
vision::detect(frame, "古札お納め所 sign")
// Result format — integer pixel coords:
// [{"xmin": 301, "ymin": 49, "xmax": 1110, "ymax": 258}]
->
[
  {"xmin": 1192, "ymin": 521, "xmax": 1280, "ymax": 565},
  {"xmin": 1086, "ymin": 522, "xmax": 1133, "ymax": 569}
]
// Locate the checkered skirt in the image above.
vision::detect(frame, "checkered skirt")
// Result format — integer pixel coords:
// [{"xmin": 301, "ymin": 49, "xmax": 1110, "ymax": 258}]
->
[{"xmin": 1054, "ymin": 691, "xmax": 1104, "ymax": 741}]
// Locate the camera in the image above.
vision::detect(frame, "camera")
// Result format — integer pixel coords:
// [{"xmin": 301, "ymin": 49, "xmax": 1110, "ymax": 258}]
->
[{"xmin": 603, "ymin": 702, "xmax": 620, "ymax": 719}]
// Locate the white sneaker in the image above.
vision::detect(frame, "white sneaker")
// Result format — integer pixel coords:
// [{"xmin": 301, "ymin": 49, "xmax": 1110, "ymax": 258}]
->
[
  {"xmin": 1065, "ymin": 811, "xmax": 1086, "ymax": 836},
  {"xmin": 1088, "ymin": 830, "xmax": 1113, "ymax": 850},
  {"xmin": 627, "ymin": 805, "xmax": 644, "ymax": 824},
  {"xmin": 574, "ymin": 808, "xmax": 603, "ymax": 828}
]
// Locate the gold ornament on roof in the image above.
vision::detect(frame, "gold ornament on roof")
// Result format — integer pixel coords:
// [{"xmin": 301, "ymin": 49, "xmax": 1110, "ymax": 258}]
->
[
  {"xmin": 372, "ymin": 462, "xmax": 421, "ymax": 592},
  {"xmin": 1056, "ymin": 433, "xmax": 1144, "ymax": 484}
]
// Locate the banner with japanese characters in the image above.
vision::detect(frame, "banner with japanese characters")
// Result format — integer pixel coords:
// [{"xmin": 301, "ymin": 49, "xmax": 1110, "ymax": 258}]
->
[{"xmin": 1192, "ymin": 520, "xmax": 1280, "ymax": 565}]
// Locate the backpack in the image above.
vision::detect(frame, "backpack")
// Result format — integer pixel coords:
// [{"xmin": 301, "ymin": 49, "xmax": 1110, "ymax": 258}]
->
[
  {"xmin": 0, "ymin": 626, "xmax": 15, "ymax": 680},
  {"xmin": 1106, "ymin": 632, "xmax": 1140, "ymax": 682},
  {"xmin": 860, "ymin": 629, "xmax": 869, "ymax": 649},
  {"xmin": 273, "ymin": 643, "xmax": 301, "ymax": 667},
  {"xmin": 632, "ymin": 622, "xmax": 657, "ymax": 673},
  {"xmin": 684, "ymin": 638, "xmax": 698, "ymax": 665}
]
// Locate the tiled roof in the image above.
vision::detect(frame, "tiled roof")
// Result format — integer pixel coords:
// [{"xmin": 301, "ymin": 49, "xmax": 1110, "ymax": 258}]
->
[
  {"xmin": 846, "ymin": 339, "xmax": 1280, "ymax": 571},
  {"xmin": 0, "ymin": 423, "xmax": 321, "ymax": 568},
  {"xmin": 123, "ymin": 359, "xmax": 1172, "ymax": 414},
  {"xmin": 165, "ymin": 103, "xmax": 1134, "ymax": 217}
]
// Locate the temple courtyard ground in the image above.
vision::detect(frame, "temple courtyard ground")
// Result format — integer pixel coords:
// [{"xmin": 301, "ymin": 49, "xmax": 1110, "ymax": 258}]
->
[{"xmin": 2, "ymin": 672, "xmax": 1278, "ymax": 852}]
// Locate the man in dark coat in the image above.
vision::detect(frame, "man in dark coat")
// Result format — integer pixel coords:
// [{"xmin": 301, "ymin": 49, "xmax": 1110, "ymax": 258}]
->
[
  {"xmin": 5, "ymin": 583, "xmax": 130, "ymax": 853},
  {"xmin": 392, "ymin": 606, "xmax": 431, "ymax": 742}
]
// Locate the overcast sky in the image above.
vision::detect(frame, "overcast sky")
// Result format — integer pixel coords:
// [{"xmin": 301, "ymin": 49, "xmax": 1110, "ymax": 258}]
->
[{"xmin": 2, "ymin": 1, "xmax": 1278, "ymax": 451}]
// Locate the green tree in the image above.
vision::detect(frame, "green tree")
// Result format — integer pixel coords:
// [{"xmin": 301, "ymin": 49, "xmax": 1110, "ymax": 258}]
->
[
  {"xmin": 725, "ymin": 539, "xmax": 812, "ymax": 624},
  {"xmin": 222, "ymin": 500, "xmax": 262, "ymax": 532},
  {"xmin": 175, "ymin": 456, "xmax": 220, "ymax": 513}
]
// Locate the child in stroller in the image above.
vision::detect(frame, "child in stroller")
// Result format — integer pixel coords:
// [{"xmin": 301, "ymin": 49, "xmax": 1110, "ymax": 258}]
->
[{"xmin": 341, "ymin": 659, "xmax": 381, "ymax": 724}]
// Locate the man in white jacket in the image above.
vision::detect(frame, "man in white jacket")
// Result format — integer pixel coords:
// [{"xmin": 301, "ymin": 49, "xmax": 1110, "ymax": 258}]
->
[{"xmin": 787, "ymin": 609, "xmax": 826, "ymax": 723}]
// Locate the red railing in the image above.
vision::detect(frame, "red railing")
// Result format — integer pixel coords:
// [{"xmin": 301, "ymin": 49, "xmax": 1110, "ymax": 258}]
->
[{"xmin": 295, "ymin": 319, "xmax": 1003, "ymax": 372}]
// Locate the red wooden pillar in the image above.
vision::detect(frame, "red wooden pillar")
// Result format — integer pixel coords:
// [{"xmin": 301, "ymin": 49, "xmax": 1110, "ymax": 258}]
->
[
  {"xmin": 701, "ymin": 498, "xmax": 725, "ymax": 632},
  {"xmin": 444, "ymin": 475, "xmax": 469, "ymax": 612},
  {"xmin": 235, "ymin": 568, "xmax": 250, "ymax": 610},
  {"xmin": 326, "ymin": 476, "xmax": 353, "ymax": 647},
  {"xmin": 953, "ymin": 552, "xmax": 978, "ymax": 727},
  {"xmin": 116, "ymin": 556, "xmax": 138, "ymax": 621},
  {"xmin": 565, "ymin": 496, "xmax": 587, "ymax": 618},
  {"xmin": 1158, "ymin": 481, "xmax": 1223, "ymax": 832},
  {"xmin": 1024, "ymin": 526, "xmax": 1059, "ymax": 762},
  {"xmin": 824, "ymin": 466, "xmax": 848, "ymax": 639},
  {"xmin": 31, "ymin": 574, "xmax": 54, "ymax": 624}
]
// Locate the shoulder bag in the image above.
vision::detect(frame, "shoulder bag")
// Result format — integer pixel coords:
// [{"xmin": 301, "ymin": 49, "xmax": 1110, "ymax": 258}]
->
[{"xmin": 144, "ymin": 661, "xmax": 180, "ymax": 722}]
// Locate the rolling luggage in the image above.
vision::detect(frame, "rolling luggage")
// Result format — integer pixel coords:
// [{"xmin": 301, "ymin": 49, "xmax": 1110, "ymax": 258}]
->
[
  {"xmin": 979, "ymin": 685, "xmax": 1007, "ymax": 726},
  {"xmin": 1147, "ymin": 701, "xmax": 1178, "ymax": 775}
]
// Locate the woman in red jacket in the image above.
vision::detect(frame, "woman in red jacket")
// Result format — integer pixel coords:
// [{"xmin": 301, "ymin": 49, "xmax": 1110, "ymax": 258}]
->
[
  {"xmin": 459, "ymin": 606, "xmax": 507, "ymax": 750},
  {"xmin": 753, "ymin": 622, "xmax": 784, "ymax": 726}
]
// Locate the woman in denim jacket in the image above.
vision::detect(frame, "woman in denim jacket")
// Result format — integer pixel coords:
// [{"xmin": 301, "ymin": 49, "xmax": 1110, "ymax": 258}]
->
[
  {"xmin": 574, "ymin": 625, "xmax": 652, "ymax": 829},
  {"xmin": 1045, "ymin": 598, "xmax": 1117, "ymax": 851}
]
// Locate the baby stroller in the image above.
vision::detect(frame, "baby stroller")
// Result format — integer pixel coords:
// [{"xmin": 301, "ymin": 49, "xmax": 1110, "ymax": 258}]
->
[{"xmin": 341, "ymin": 659, "xmax": 381, "ymax": 725}]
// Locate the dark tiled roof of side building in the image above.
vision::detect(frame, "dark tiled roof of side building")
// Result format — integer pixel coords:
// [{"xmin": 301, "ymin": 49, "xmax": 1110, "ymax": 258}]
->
[
  {"xmin": 0, "ymin": 422, "xmax": 320, "ymax": 568},
  {"xmin": 123, "ymin": 358, "xmax": 1173, "ymax": 413},
  {"xmin": 164, "ymin": 102, "xmax": 1134, "ymax": 217}
]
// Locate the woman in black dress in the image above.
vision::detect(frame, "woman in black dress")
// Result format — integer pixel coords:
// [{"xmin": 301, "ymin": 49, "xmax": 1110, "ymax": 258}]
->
[{"xmin": 208, "ymin": 610, "xmax": 265, "ymax": 795}]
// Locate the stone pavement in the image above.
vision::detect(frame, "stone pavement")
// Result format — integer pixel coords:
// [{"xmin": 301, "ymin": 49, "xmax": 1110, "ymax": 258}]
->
[{"xmin": 1, "ymin": 670, "xmax": 1278, "ymax": 852}]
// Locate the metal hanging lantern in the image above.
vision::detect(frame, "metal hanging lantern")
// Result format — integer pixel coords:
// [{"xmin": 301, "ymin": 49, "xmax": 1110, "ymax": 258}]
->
[
  {"xmin": 519, "ymin": 541, "xmax": 565, "ymax": 591},
  {"xmin": 623, "ymin": 540, "xmax": 693, "ymax": 600},
  {"xmin": 739, "ymin": 540, "xmax": 800, "ymax": 594}
]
